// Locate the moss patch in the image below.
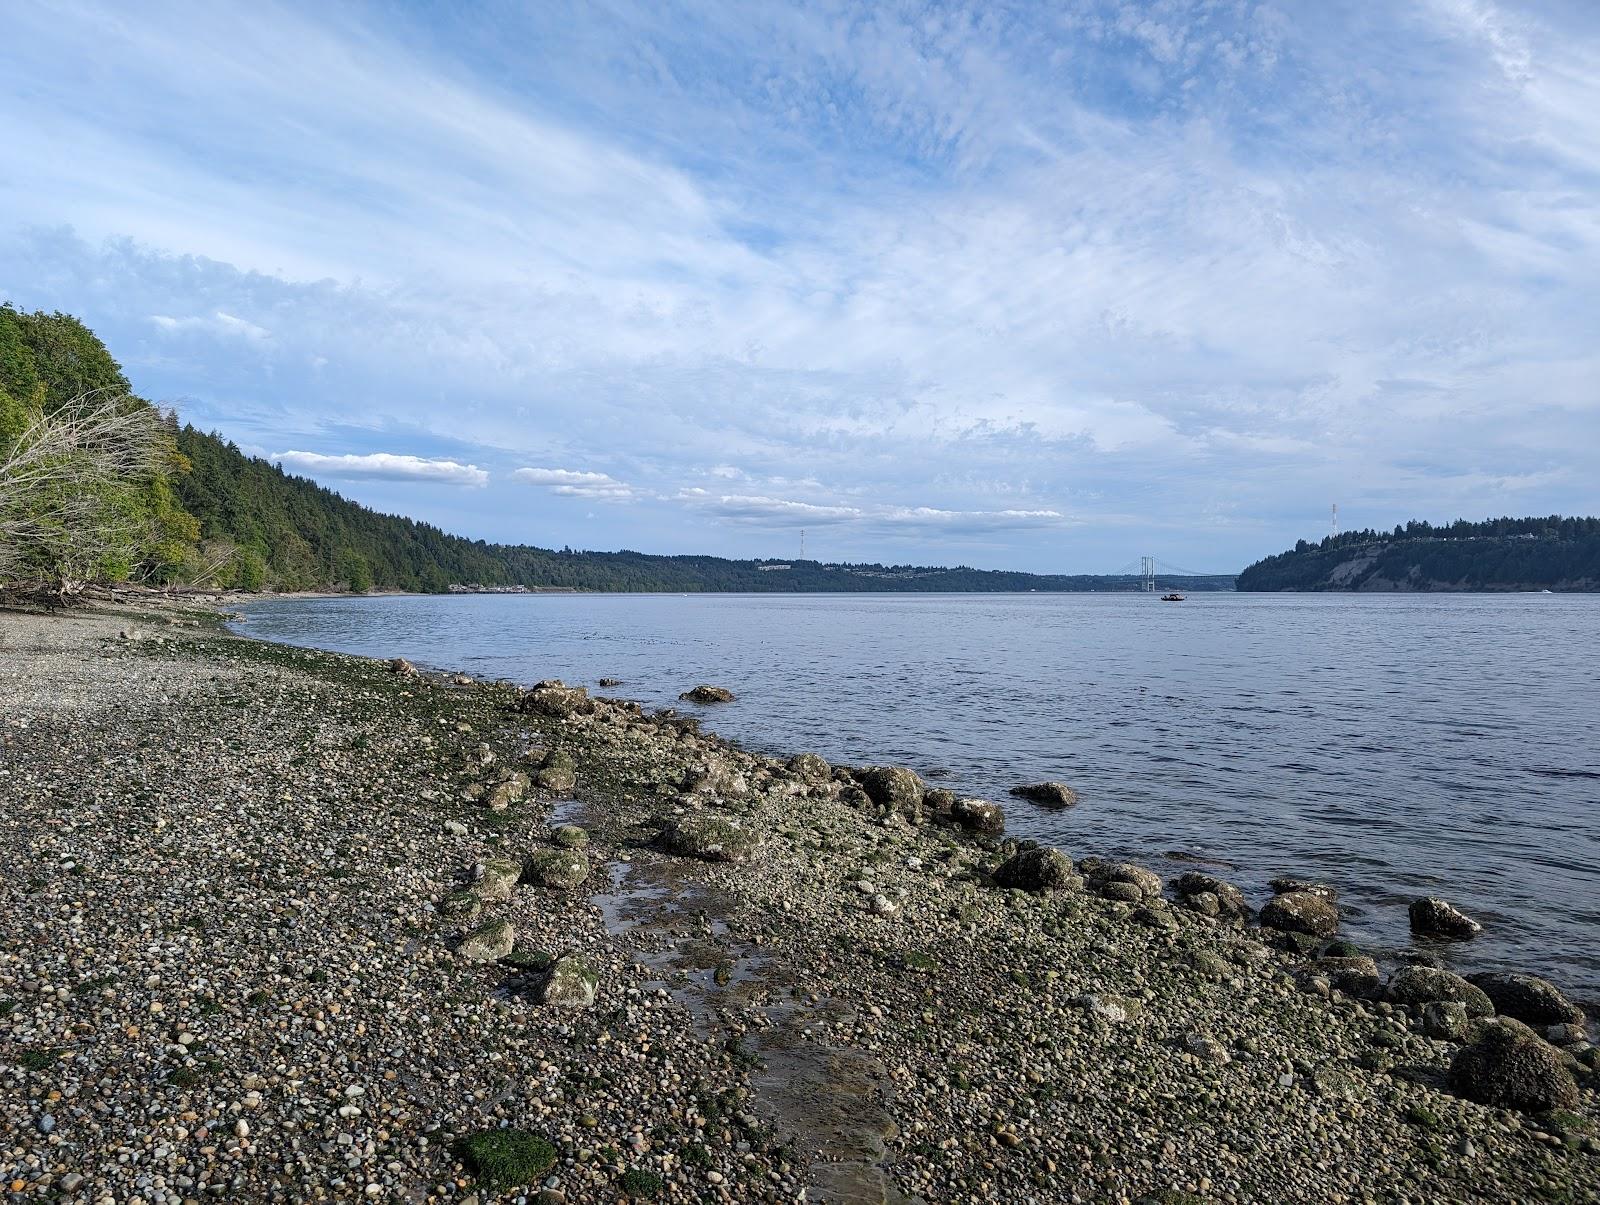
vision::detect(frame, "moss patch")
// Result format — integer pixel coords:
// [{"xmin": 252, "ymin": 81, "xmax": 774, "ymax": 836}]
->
[{"xmin": 458, "ymin": 1128, "xmax": 557, "ymax": 1189}]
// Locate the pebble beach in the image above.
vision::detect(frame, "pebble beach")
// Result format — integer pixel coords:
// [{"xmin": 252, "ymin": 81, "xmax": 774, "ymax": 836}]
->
[{"xmin": 2, "ymin": 600, "xmax": 1597, "ymax": 1204}]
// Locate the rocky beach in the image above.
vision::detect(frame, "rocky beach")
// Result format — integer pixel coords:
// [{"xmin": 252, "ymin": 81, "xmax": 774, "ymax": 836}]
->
[{"xmin": 2, "ymin": 600, "xmax": 1597, "ymax": 1205}]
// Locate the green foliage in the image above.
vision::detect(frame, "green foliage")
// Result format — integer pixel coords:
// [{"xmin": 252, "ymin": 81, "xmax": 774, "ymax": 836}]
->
[
  {"xmin": 620, "ymin": 1168, "xmax": 664, "ymax": 1198},
  {"xmin": 0, "ymin": 303, "xmax": 128, "ymax": 408},
  {"xmin": 1238, "ymin": 516, "xmax": 1600, "ymax": 592},
  {"xmin": 0, "ymin": 307, "xmax": 190, "ymax": 593},
  {"xmin": 457, "ymin": 1128, "xmax": 557, "ymax": 1189}
]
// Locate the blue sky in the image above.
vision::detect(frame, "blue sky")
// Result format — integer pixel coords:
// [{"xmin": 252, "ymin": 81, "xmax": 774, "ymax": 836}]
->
[{"xmin": 2, "ymin": 0, "xmax": 1597, "ymax": 572}]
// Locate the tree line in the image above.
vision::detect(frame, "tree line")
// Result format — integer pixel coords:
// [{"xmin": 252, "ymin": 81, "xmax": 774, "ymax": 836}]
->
[{"xmin": 1237, "ymin": 517, "xmax": 1600, "ymax": 591}]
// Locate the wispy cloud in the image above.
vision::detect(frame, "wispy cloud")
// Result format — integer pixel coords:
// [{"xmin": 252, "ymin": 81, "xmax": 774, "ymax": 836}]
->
[
  {"xmin": 273, "ymin": 451, "xmax": 488, "ymax": 487},
  {"xmin": 677, "ymin": 489, "xmax": 1068, "ymax": 533},
  {"xmin": 513, "ymin": 467, "xmax": 636, "ymax": 500},
  {"xmin": 150, "ymin": 310, "xmax": 272, "ymax": 341}
]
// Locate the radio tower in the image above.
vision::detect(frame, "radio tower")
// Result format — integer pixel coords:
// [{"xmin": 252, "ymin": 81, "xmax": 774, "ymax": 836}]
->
[
  {"xmin": 800, "ymin": 529, "xmax": 806, "ymax": 561},
  {"xmin": 1331, "ymin": 503, "xmax": 1339, "ymax": 538}
]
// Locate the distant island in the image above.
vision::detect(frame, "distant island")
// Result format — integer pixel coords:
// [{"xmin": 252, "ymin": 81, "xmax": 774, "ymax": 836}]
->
[{"xmin": 1238, "ymin": 517, "xmax": 1600, "ymax": 592}]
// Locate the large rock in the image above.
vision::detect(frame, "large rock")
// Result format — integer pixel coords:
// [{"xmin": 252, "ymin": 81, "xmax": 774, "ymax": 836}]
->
[
  {"xmin": 857, "ymin": 766, "xmax": 926, "ymax": 822},
  {"xmin": 1409, "ymin": 897, "xmax": 1482, "ymax": 940},
  {"xmin": 787, "ymin": 752, "xmax": 831, "ymax": 779},
  {"xmin": 950, "ymin": 798, "xmax": 1006, "ymax": 835},
  {"xmin": 1467, "ymin": 971, "xmax": 1585, "ymax": 1026},
  {"xmin": 522, "ymin": 680, "xmax": 592, "ymax": 717},
  {"xmin": 535, "ymin": 763, "xmax": 576, "ymax": 794},
  {"xmin": 681, "ymin": 759, "xmax": 748, "ymax": 799},
  {"xmin": 1079, "ymin": 857, "xmax": 1162, "ymax": 902},
  {"xmin": 992, "ymin": 847, "xmax": 1079, "ymax": 893},
  {"xmin": 475, "ymin": 858, "xmax": 523, "ymax": 902},
  {"xmin": 1448, "ymin": 1019, "xmax": 1581, "ymax": 1112},
  {"xmin": 1008, "ymin": 782, "xmax": 1078, "ymax": 808},
  {"xmin": 1173, "ymin": 872, "xmax": 1251, "ymax": 925},
  {"xmin": 659, "ymin": 814, "xmax": 764, "ymax": 863},
  {"xmin": 1316, "ymin": 955, "xmax": 1382, "ymax": 997},
  {"xmin": 486, "ymin": 772, "xmax": 532, "ymax": 811},
  {"xmin": 1385, "ymin": 965, "xmax": 1494, "ymax": 1016},
  {"xmin": 1269, "ymin": 877, "xmax": 1338, "ymax": 902},
  {"xmin": 551, "ymin": 824, "xmax": 589, "ymax": 850},
  {"xmin": 679, "ymin": 685, "xmax": 735, "ymax": 704},
  {"xmin": 538, "ymin": 954, "xmax": 599, "ymax": 1008},
  {"xmin": 1259, "ymin": 890, "xmax": 1339, "ymax": 938},
  {"xmin": 524, "ymin": 848, "xmax": 590, "ymax": 890},
  {"xmin": 458, "ymin": 918, "xmax": 515, "ymax": 963}
]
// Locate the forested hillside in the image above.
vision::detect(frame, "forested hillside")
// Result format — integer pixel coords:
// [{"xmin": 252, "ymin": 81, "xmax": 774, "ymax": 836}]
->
[
  {"xmin": 2, "ymin": 305, "xmax": 1237, "ymax": 595},
  {"xmin": 1237, "ymin": 517, "xmax": 1600, "ymax": 592}
]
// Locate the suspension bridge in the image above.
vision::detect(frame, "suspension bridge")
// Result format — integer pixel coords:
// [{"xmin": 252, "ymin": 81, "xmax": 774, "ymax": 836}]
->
[{"xmin": 1110, "ymin": 556, "xmax": 1240, "ymax": 591}]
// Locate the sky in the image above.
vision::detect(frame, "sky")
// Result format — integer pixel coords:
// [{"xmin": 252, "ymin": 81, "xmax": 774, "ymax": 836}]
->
[{"xmin": 2, "ymin": 0, "xmax": 1598, "ymax": 574}]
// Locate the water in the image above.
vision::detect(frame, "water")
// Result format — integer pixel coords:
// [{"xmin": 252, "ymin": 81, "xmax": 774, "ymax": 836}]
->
[{"xmin": 234, "ymin": 591, "xmax": 1600, "ymax": 1005}]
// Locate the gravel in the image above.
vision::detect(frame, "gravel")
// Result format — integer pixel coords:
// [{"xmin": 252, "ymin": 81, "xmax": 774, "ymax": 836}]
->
[{"xmin": 2, "ymin": 600, "xmax": 1596, "ymax": 1203}]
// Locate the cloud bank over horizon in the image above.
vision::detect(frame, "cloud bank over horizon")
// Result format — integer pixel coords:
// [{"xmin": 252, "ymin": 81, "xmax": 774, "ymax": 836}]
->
[{"xmin": 1, "ymin": 0, "xmax": 1596, "ymax": 572}]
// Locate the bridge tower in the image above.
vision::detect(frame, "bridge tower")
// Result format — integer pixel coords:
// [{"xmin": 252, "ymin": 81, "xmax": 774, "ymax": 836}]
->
[{"xmin": 1140, "ymin": 556, "xmax": 1156, "ymax": 592}]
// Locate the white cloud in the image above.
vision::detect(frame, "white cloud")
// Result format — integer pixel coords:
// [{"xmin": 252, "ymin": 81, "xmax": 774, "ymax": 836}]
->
[
  {"xmin": 272, "ymin": 450, "xmax": 488, "ymax": 487},
  {"xmin": 513, "ymin": 467, "xmax": 636, "ymax": 500},
  {"xmin": 677, "ymin": 489, "xmax": 1069, "ymax": 533},
  {"xmin": 150, "ymin": 310, "xmax": 270, "ymax": 341}
]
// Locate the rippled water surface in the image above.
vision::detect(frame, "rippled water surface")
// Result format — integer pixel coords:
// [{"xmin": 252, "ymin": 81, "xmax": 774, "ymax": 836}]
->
[{"xmin": 236, "ymin": 591, "xmax": 1600, "ymax": 1002}]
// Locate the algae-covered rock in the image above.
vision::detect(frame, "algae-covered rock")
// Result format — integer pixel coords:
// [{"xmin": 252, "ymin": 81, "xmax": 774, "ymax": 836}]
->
[
  {"xmin": 1386, "ymin": 965, "xmax": 1494, "ymax": 1016},
  {"xmin": 1009, "ymin": 782, "xmax": 1078, "ymax": 808},
  {"xmin": 1316, "ymin": 955, "xmax": 1381, "ymax": 997},
  {"xmin": 786, "ymin": 752, "xmax": 831, "ymax": 779},
  {"xmin": 522, "ymin": 681, "xmax": 592, "ymax": 717},
  {"xmin": 458, "ymin": 918, "xmax": 515, "ymax": 963},
  {"xmin": 524, "ymin": 848, "xmax": 591, "ymax": 890},
  {"xmin": 992, "ymin": 847, "xmax": 1078, "ymax": 892},
  {"xmin": 1467, "ymin": 971, "xmax": 1585, "ymax": 1026},
  {"xmin": 538, "ymin": 953, "xmax": 599, "ymax": 1008},
  {"xmin": 679, "ymin": 685, "xmax": 735, "ymax": 704},
  {"xmin": 951, "ymin": 798, "xmax": 1006, "ymax": 835},
  {"xmin": 1449, "ymin": 1018, "xmax": 1581, "ymax": 1112},
  {"xmin": 857, "ymin": 766, "xmax": 925, "ymax": 822},
  {"xmin": 1173, "ymin": 872, "xmax": 1251, "ymax": 925},
  {"xmin": 475, "ymin": 857, "xmax": 523, "ymax": 902},
  {"xmin": 1410, "ymin": 896, "xmax": 1483, "ymax": 940},
  {"xmin": 458, "ymin": 1128, "xmax": 557, "ymax": 1188},
  {"xmin": 486, "ymin": 774, "xmax": 530, "ymax": 811},
  {"xmin": 1079, "ymin": 857, "xmax": 1163, "ymax": 903},
  {"xmin": 551, "ymin": 824, "xmax": 589, "ymax": 850},
  {"xmin": 1260, "ymin": 890, "xmax": 1339, "ymax": 938},
  {"xmin": 1269, "ymin": 877, "xmax": 1338, "ymax": 902},
  {"xmin": 659, "ymin": 814, "xmax": 764, "ymax": 863},
  {"xmin": 682, "ymin": 759, "xmax": 748, "ymax": 799},
  {"xmin": 1423, "ymin": 1000, "xmax": 1472, "ymax": 1042},
  {"xmin": 536, "ymin": 766, "xmax": 576, "ymax": 794}
]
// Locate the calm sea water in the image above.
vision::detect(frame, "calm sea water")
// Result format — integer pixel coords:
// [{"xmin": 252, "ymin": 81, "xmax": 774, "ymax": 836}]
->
[{"xmin": 235, "ymin": 592, "xmax": 1600, "ymax": 1004}]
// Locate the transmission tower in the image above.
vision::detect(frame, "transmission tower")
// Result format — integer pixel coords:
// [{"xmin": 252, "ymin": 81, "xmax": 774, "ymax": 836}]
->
[
  {"xmin": 800, "ymin": 528, "xmax": 806, "ymax": 561},
  {"xmin": 1140, "ymin": 556, "xmax": 1156, "ymax": 592},
  {"xmin": 1331, "ymin": 503, "xmax": 1339, "ymax": 538}
]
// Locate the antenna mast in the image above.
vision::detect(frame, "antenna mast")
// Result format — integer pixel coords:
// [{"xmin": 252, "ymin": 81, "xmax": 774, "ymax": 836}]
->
[
  {"xmin": 800, "ymin": 528, "xmax": 806, "ymax": 561},
  {"xmin": 1331, "ymin": 503, "xmax": 1339, "ymax": 538}
]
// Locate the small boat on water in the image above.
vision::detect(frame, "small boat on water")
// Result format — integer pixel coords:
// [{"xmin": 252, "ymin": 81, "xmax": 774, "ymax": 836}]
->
[{"xmin": 1160, "ymin": 592, "xmax": 1186, "ymax": 602}]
